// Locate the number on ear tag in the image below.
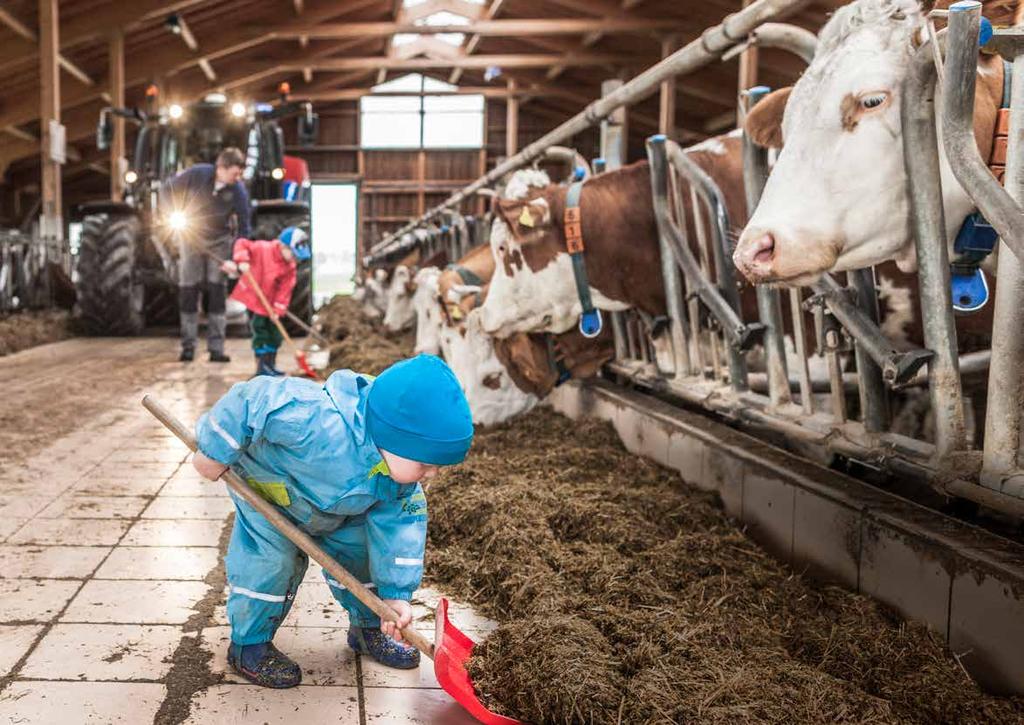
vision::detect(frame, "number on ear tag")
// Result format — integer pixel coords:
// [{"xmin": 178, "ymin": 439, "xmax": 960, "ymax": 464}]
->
[{"xmin": 518, "ymin": 207, "xmax": 535, "ymax": 228}]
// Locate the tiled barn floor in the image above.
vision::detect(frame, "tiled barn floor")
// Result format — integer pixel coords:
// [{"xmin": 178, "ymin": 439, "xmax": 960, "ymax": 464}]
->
[{"xmin": 0, "ymin": 338, "xmax": 486, "ymax": 724}]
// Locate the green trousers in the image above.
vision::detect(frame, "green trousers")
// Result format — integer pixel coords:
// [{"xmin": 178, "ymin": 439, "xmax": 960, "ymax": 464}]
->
[{"xmin": 250, "ymin": 313, "xmax": 283, "ymax": 355}]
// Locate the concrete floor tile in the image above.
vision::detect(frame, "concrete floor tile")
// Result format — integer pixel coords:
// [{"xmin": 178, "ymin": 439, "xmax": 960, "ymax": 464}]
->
[
  {"xmin": 0, "ymin": 496, "xmax": 56, "ymax": 519},
  {"xmin": 69, "ymin": 476, "xmax": 166, "ymax": 497},
  {"xmin": 0, "ymin": 579, "xmax": 81, "ymax": 623},
  {"xmin": 363, "ymin": 687, "xmax": 478, "ymax": 724},
  {"xmin": 143, "ymin": 496, "xmax": 234, "ymax": 520},
  {"xmin": 89, "ymin": 460, "xmax": 182, "ymax": 480},
  {"xmin": 360, "ymin": 654, "xmax": 441, "ymax": 689},
  {"xmin": 0, "ymin": 624, "xmax": 43, "ymax": 676},
  {"xmin": 21, "ymin": 624, "xmax": 183, "ymax": 681},
  {"xmin": 38, "ymin": 495, "xmax": 152, "ymax": 520},
  {"xmin": 61, "ymin": 580, "xmax": 209, "ymax": 624},
  {"xmin": 94, "ymin": 546, "xmax": 220, "ymax": 580},
  {"xmin": 183, "ymin": 684, "xmax": 360, "ymax": 723},
  {"xmin": 201, "ymin": 625, "xmax": 358, "ymax": 686},
  {"xmin": 284, "ymin": 583, "xmax": 350, "ymax": 628},
  {"xmin": 122, "ymin": 518, "xmax": 225, "ymax": 547},
  {"xmin": 0, "ymin": 545, "xmax": 110, "ymax": 579},
  {"xmin": 0, "ymin": 681, "xmax": 166, "ymax": 723},
  {"xmin": 161, "ymin": 477, "xmax": 230, "ymax": 498},
  {"xmin": 7, "ymin": 518, "xmax": 132, "ymax": 547},
  {"xmin": 103, "ymin": 447, "xmax": 188, "ymax": 464},
  {"xmin": 0, "ymin": 517, "xmax": 28, "ymax": 543}
]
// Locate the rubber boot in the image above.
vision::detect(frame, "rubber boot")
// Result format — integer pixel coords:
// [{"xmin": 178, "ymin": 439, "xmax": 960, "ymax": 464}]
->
[
  {"xmin": 227, "ymin": 642, "xmax": 302, "ymax": 688},
  {"xmin": 255, "ymin": 353, "xmax": 284, "ymax": 377},
  {"xmin": 266, "ymin": 350, "xmax": 285, "ymax": 376},
  {"xmin": 179, "ymin": 347, "xmax": 195, "ymax": 363},
  {"xmin": 209, "ymin": 351, "xmax": 232, "ymax": 363},
  {"xmin": 347, "ymin": 626, "xmax": 420, "ymax": 669}
]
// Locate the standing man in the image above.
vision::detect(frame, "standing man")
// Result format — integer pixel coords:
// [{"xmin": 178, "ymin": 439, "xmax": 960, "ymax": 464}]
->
[{"xmin": 166, "ymin": 147, "xmax": 251, "ymax": 362}]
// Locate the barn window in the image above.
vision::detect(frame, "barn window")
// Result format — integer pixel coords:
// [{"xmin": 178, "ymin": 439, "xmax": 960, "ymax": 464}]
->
[{"xmin": 360, "ymin": 73, "xmax": 483, "ymax": 149}]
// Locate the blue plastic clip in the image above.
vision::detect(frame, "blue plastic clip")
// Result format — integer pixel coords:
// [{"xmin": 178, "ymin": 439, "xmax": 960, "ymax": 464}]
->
[
  {"xmin": 951, "ymin": 268, "xmax": 990, "ymax": 313},
  {"xmin": 579, "ymin": 309, "xmax": 603, "ymax": 338}
]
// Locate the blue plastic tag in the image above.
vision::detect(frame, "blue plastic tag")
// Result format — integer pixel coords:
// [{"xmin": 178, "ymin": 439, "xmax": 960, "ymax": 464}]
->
[{"xmin": 951, "ymin": 268, "xmax": 990, "ymax": 313}]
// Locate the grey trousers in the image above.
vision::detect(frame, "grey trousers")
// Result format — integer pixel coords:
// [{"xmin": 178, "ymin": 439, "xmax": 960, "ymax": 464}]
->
[{"xmin": 179, "ymin": 235, "xmax": 232, "ymax": 354}]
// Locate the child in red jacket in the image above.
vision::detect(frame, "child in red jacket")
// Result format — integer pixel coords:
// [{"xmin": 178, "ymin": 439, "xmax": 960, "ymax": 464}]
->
[{"xmin": 225, "ymin": 227, "xmax": 310, "ymax": 377}]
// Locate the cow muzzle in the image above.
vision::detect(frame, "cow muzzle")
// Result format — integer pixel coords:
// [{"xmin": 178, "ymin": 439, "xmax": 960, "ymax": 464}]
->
[{"xmin": 733, "ymin": 231, "xmax": 777, "ymax": 284}]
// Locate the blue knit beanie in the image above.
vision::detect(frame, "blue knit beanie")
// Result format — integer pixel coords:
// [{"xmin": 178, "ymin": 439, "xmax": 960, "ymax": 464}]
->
[{"xmin": 366, "ymin": 354, "xmax": 474, "ymax": 465}]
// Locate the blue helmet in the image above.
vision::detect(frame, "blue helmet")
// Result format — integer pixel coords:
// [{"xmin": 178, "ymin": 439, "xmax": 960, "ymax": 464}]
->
[{"xmin": 279, "ymin": 226, "xmax": 311, "ymax": 261}]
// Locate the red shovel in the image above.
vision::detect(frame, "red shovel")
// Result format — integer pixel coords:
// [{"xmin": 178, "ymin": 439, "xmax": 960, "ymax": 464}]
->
[{"xmin": 141, "ymin": 395, "xmax": 521, "ymax": 725}]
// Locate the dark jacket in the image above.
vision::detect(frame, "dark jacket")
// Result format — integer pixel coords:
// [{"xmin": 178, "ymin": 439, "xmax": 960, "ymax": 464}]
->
[{"xmin": 166, "ymin": 163, "xmax": 251, "ymax": 241}]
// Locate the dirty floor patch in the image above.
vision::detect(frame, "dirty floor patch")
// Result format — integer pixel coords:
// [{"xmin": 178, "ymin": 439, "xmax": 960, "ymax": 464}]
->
[{"xmin": 0, "ymin": 310, "xmax": 71, "ymax": 357}]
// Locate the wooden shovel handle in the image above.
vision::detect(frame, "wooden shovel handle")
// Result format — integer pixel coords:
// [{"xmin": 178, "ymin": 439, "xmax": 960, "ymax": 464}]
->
[
  {"xmin": 243, "ymin": 269, "xmax": 297, "ymax": 348},
  {"xmin": 141, "ymin": 395, "xmax": 435, "ymax": 659}
]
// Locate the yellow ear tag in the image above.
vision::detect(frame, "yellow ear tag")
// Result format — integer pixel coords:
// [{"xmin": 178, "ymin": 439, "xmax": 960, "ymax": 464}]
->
[{"xmin": 518, "ymin": 206, "xmax": 535, "ymax": 228}]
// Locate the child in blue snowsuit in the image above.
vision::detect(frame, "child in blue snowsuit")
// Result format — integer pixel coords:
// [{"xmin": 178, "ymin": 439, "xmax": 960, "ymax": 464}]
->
[{"xmin": 192, "ymin": 354, "xmax": 473, "ymax": 688}]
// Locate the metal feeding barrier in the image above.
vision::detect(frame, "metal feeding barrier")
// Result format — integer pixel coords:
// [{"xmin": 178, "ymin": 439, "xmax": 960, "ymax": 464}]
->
[{"xmin": 360, "ymin": 1, "xmax": 1024, "ymax": 519}]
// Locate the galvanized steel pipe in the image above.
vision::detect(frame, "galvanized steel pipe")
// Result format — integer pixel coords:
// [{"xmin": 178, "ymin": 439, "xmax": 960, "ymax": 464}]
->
[
  {"xmin": 900, "ymin": 37, "xmax": 967, "ymax": 457},
  {"xmin": 366, "ymin": 1, "xmax": 813, "ymax": 262}
]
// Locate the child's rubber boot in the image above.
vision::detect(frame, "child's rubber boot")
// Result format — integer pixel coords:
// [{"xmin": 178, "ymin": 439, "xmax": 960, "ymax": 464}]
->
[
  {"xmin": 347, "ymin": 626, "xmax": 420, "ymax": 669},
  {"xmin": 266, "ymin": 350, "xmax": 285, "ymax": 375},
  {"xmin": 255, "ymin": 353, "xmax": 284, "ymax": 377},
  {"xmin": 227, "ymin": 642, "xmax": 302, "ymax": 688}
]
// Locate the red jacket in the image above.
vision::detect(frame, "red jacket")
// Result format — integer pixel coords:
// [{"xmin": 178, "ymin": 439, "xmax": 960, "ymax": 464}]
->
[{"xmin": 229, "ymin": 238, "xmax": 297, "ymax": 316}]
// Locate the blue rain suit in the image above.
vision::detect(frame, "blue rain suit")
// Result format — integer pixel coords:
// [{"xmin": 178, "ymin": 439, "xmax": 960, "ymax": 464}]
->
[{"xmin": 195, "ymin": 371, "xmax": 428, "ymax": 646}]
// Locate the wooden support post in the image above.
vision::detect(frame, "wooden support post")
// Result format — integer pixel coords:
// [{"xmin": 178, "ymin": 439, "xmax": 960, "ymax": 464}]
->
[
  {"xmin": 417, "ymin": 150, "xmax": 426, "ymax": 217},
  {"xmin": 505, "ymin": 78, "xmax": 518, "ymax": 158},
  {"xmin": 659, "ymin": 36, "xmax": 678, "ymax": 138},
  {"xmin": 39, "ymin": 0, "xmax": 62, "ymax": 242},
  {"xmin": 109, "ymin": 31, "xmax": 125, "ymax": 200}
]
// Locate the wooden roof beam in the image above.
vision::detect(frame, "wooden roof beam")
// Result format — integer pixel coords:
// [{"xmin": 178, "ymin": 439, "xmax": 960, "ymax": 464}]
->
[
  {"xmin": 0, "ymin": 6, "xmax": 96, "ymax": 86},
  {"xmin": 268, "ymin": 18, "xmax": 687, "ymax": 38},
  {"xmin": 449, "ymin": 0, "xmax": 506, "ymax": 85},
  {"xmin": 281, "ymin": 53, "xmax": 644, "ymax": 71}
]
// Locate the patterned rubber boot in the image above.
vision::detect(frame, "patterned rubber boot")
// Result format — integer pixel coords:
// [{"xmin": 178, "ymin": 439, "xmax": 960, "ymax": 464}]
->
[
  {"xmin": 266, "ymin": 350, "xmax": 286, "ymax": 376},
  {"xmin": 347, "ymin": 626, "xmax": 420, "ymax": 669},
  {"xmin": 227, "ymin": 642, "xmax": 302, "ymax": 688}
]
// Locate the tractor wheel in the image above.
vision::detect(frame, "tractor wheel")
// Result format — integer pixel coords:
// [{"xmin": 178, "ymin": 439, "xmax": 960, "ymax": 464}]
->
[
  {"xmin": 75, "ymin": 214, "xmax": 145, "ymax": 335},
  {"xmin": 251, "ymin": 211, "xmax": 312, "ymax": 333}
]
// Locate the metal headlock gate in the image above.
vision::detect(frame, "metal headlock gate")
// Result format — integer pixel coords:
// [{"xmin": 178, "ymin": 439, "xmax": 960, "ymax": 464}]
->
[
  {"xmin": 0, "ymin": 229, "xmax": 52, "ymax": 313},
  {"xmin": 361, "ymin": 0, "xmax": 1024, "ymax": 520}
]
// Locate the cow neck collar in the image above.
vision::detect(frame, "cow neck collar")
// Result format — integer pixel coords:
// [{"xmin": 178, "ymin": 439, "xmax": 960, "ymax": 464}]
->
[
  {"xmin": 948, "ymin": 60, "xmax": 1011, "ymax": 315},
  {"xmin": 564, "ymin": 179, "xmax": 603, "ymax": 338}
]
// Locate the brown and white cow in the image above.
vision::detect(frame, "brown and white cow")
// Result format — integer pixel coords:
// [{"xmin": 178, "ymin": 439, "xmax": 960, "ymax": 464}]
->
[
  {"xmin": 479, "ymin": 132, "xmax": 749, "ymax": 341},
  {"xmin": 733, "ymin": 0, "xmax": 1006, "ymax": 285}
]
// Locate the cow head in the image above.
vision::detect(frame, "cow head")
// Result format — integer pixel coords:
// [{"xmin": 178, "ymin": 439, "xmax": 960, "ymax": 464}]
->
[
  {"xmin": 411, "ymin": 267, "xmax": 442, "ymax": 355},
  {"xmin": 734, "ymin": 0, "xmax": 989, "ymax": 286},
  {"xmin": 439, "ymin": 307, "xmax": 539, "ymax": 426},
  {"xmin": 382, "ymin": 265, "xmax": 417, "ymax": 332},
  {"xmin": 480, "ymin": 190, "xmax": 588, "ymax": 338}
]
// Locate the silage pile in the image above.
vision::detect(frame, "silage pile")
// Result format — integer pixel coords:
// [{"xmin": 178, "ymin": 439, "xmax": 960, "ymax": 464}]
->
[
  {"xmin": 427, "ymin": 409, "xmax": 1024, "ymax": 724},
  {"xmin": 316, "ymin": 294, "xmax": 414, "ymax": 376},
  {"xmin": 0, "ymin": 309, "xmax": 71, "ymax": 357}
]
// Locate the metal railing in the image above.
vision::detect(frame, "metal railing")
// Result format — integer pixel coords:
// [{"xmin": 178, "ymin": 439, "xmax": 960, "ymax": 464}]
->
[{"xmin": 364, "ymin": 0, "xmax": 815, "ymax": 263}]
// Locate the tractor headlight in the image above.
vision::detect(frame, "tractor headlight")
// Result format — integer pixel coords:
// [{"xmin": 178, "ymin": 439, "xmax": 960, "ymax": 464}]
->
[
  {"xmin": 271, "ymin": 167, "xmax": 285, "ymax": 180},
  {"xmin": 168, "ymin": 104, "xmax": 184, "ymax": 120},
  {"xmin": 168, "ymin": 210, "xmax": 188, "ymax": 231},
  {"xmin": 231, "ymin": 102, "xmax": 246, "ymax": 118},
  {"xmin": 124, "ymin": 170, "xmax": 138, "ymax": 185}
]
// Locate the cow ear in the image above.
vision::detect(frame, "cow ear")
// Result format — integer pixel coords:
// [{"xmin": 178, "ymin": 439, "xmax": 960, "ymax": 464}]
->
[
  {"xmin": 745, "ymin": 86, "xmax": 791, "ymax": 149},
  {"xmin": 494, "ymin": 197, "xmax": 552, "ymax": 239}
]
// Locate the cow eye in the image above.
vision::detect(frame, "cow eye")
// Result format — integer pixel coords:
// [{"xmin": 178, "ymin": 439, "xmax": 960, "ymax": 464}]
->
[{"xmin": 861, "ymin": 93, "xmax": 887, "ymax": 110}]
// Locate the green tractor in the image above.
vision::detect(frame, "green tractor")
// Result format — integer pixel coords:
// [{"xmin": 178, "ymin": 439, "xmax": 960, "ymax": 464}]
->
[{"xmin": 72, "ymin": 87, "xmax": 318, "ymax": 335}]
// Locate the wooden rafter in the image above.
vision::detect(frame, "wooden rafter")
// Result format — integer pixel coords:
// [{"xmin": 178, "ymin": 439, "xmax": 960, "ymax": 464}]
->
[
  {"xmin": 267, "ymin": 17, "xmax": 689, "ymax": 38},
  {"xmin": 449, "ymin": 0, "xmax": 506, "ymax": 84},
  {"xmin": 280, "ymin": 52, "xmax": 644, "ymax": 71}
]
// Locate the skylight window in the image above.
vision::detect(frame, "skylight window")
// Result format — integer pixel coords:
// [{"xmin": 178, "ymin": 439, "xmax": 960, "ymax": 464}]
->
[
  {"xmin": 361, "ymin": 74, "xmax": 483, "ymax": 149},
  {"xmin": 371, "ymin": 73, "xmax": 457, "ymax": 94}
]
